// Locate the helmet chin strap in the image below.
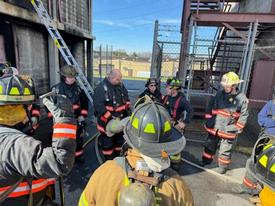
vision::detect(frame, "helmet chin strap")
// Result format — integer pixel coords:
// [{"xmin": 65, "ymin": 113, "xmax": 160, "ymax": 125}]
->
[{"xmin": 20, "ymin": 105, "xmax": 34, "ymax": 134}]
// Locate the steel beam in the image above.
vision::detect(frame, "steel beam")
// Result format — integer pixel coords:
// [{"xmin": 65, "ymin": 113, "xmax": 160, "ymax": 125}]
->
[{"xmin": 194, "ymin": 12, "xmax": 275, "ymax": 26}]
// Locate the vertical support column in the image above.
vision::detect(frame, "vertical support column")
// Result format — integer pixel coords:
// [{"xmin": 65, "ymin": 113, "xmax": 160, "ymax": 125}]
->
[
  {"xmin": 87, "ymin": 39, "xmax": 93, "ymax": 85},
  {"xmin": 239, "ymin": 23, "xmax": 252, "ymax": 93},
  {"xmin": 178, "ymin": 0, "xmax": 191, "ymax": 80},
  {"xmin": 48, "ymin": 37, "xmax": 60, "ymax": 88},
  {"xmin": 99, "ymin": 44, "xmax": 102, "ymax": 81},
  {"xmin": 243, "ymin": 21, "xmax": 258, "ymax": 94},
  {"xmin": 150, "ymin": 20, "xmax": 159, "ymax": 78},
  {"xmin": 47, "ymin": 0, "xmax": 59, "ymax": 88}
]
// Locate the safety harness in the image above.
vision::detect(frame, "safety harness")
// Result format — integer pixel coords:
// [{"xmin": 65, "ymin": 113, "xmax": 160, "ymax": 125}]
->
[{"xmin": 163, "ymin": 95, "xmax": 183, "ymax": 120}]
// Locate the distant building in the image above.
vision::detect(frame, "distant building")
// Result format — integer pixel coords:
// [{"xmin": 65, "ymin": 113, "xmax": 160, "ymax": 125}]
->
[{"xmin": 0, "ymin": 0, "xmax": 93, "ymax": 94}]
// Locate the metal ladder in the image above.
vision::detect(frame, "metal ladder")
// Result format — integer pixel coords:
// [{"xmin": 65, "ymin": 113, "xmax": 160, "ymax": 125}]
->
[{"xmin": 30, "ymin": 0, "xmax": 94, "ymax": 105}]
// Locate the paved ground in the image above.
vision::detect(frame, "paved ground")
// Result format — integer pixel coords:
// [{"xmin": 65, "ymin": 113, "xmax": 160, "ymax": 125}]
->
[{"xmin": 34, "ymin": 79, "xmax": 258, "ymax": 206}]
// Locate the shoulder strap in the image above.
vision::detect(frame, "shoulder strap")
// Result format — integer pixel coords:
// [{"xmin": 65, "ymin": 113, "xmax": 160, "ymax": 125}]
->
[
  {"xmin": 173, "ymin": 96, "xmax": 183, "ymax": 119},
  {"xmin": 0, "ymin": 177, "xmax": 24, "ymax": 204},
  {"xmin": 163, "ymin": 95, "xmax": 169, "ymax": 105}
]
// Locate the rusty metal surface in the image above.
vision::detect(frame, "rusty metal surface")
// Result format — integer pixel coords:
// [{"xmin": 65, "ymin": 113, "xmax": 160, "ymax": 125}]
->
[
  {"xmin": 249, "ymin": 60, "xmax": 275, "ymax": 108},
  {"xmin": 0, "ymin": 35, "xmax": 6, "ymax": 63},
  {"xmin": 194, "ymin": 12, "xmax": 275, "ymax": 26}
]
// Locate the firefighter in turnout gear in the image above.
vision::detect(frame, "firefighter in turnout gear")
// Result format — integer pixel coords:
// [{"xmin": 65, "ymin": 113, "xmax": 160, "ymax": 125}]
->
[
  {"xmin": 0, "ymin": 66, "xmax": 40, "ymax": 135},
  {"xmin": 245, "ymin": 135, "xmax": 275, "ymax": 206},
  {"xmin": 163, "ymin": 78, "xmax": 192, "ymax": 168},
  {"xmin": 93, "ymin": 69, "xmax": 131, "ymax": 159},
  {"xmin": 202, "ymin": 72, "xmax": 249, "ymax": 174},
  {"xmin": 47, "ymin": 65, "xmax": 88, "ymax": 160},
  {"xmin": 0, "ymin": 75, "xmax": 77, "ymax": 206},
  {"xmin": 79, "ymin": 101, "xmax": 194, "ymax": 206},
  {"xmin": 233, "ymin": 87, "xmax": 275, "ymax": 195},
  {"xmin": 138, "ymin": 78, "xmax": 162, "ymax": 103}
]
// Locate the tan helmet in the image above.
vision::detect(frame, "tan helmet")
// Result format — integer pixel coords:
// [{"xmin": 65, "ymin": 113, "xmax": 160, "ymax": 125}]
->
[
  {"xmin": 59, "ymin": 65, "xmax": 77, "ymax": 78},
  {"xmin": 220, "ymin": 72, "xmax": 244, "ymax": 86},
  {"xmin": 118, "ymin": 183, "xmax": 155, "ymax": 206}
]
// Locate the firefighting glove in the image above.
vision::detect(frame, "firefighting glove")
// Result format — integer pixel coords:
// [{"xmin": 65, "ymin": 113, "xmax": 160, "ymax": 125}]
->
[
  {"xmin": 43, "ymin": 95, "xmax": 75, "ymax": 124},
  {"xmin": 105, "ymin": 117, "xmax": 129, "ymax": 137}
]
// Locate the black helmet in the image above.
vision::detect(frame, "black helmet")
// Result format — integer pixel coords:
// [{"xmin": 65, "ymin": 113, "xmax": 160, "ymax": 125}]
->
[
  {"xmin": 145, "ymin": 78, "xmax": 158, "ymax": 87},
  {"xmin": 247, "ymin": 135, "xmax": 275, "ymax": 190},
  {"xmin": 124, "ymin": 101, "xmax": 186, "ymax": 158},
  {"xmin": 0, "ymin": 62, "xmax": 11, "ymax": 77},
  {"xmin": 59, "ymin": 65, "xmax": 77, "ymax": 78},
  {"xmin": 170, "ymin": 78, "xmax": 182, "ymax": 89},
  {"xmin": 0, "ymin": 75, "xmax": 35, "ymax": 105}
]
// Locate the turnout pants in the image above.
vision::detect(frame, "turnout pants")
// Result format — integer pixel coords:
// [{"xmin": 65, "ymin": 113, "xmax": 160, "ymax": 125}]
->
[
  {"xmin": 101, "ymin": 132, "xmax": 125, "ymax": 159},
  {"xmin": 202, "ymin": 133, "xmax": 236, "ymax": 169},
  {"xmin": 242, "ymin": 157, "xmax": 258, "ymax": 190},
  {"xmin": 75, "ymin": 125, "xmax": 84, "ymax": 157}
]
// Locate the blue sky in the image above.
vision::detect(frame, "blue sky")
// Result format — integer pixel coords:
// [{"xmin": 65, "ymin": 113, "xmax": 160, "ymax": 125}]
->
[{"xmin": 93, "ymin": 0, "xmax": 184, "ymax": 53}]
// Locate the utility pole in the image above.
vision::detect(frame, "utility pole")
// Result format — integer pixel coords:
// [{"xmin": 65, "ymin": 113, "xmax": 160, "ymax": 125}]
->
[
  {"xmin": 110, "ymin": 45, "xmax": 113, "ymax": 69},
  {"xmin": 106, "ymin": 44, "xmax": 108, "ymax": 74},
  {"xmin": 150, "ymin": 20, "xmax": 159, "ymax": 78},
  {"xmin": 99, "ymin": 45, "xmax": 102, "ymax": 81}
]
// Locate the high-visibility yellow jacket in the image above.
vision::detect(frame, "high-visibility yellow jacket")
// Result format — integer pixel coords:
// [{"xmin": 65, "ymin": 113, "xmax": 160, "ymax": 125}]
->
[
  {"xmin": 79, "ymin": 150, "xmax": 194, "ymax": 206},
  {"xmin": 260, "ymin": 186, "xmax": 275, "ymax": 206}
]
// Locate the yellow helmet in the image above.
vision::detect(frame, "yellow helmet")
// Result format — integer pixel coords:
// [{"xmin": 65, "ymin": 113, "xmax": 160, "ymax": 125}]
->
[{"xmin": 221, "ymin": 72, "xmax": 244, "ymax": 86}]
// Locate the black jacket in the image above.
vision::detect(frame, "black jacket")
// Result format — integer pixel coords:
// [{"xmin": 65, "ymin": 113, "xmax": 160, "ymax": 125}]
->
[
  {"xmin": 138, "ymin": 88, "xmax": 162, "ymax": 103},
  {"xmin": 93, "ymin": 78, "xmax": 131, "ymax": 133},
  {"xmin": 163, "ymin": 92, "xmax": 192, "ymax": 124}
]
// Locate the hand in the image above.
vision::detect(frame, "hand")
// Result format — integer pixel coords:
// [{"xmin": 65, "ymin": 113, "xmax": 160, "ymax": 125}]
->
[
  {"xmin": 43, "ymin": 95, "xmax": 74, "ymax": 122},
  {"xmin": 31, "ymin": 117, "xmax": 39, "ymax": 129},
  {"xmin": 78, "ymin": 115, "xmax": 85, "ymax": 123},
  {"xmin": 177, "ymin": 121, "xmax": 186, "ymax": 130}
]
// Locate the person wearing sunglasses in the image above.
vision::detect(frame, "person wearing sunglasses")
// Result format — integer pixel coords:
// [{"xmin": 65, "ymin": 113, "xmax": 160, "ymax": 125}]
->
[{"xmin": 138, "ymin": 78, "xmax": 162, "ymax": 103}]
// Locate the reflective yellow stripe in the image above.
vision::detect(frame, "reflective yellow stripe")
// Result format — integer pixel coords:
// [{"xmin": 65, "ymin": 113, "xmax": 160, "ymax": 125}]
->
[
  {"xmin": 263, "ymin": 144, "xmax": 272, "ymax": 151},
  {"xmin": 0, "ymin": 94, "xmax": 34, "ymax": 102},
  {"xmin": 164, "ymin": 121, "xmax": 171, "ymax": 132},
  {"xmin": 24, "ymin": 88, "xmax": 31, "ymax": 95},
  {"xmin": 9, "ymin": 87, "xmax": 20, "ymax": 95},
  {"xmin": 123, "ymin": 175, "xmax": 130, "ymax": 186},
  {"xmin": 170, "ymin": 153, "xmax": 181, "ymax": 161},
  {"xmin": 78, "ymin": 192, "xmax": 89, "ymax": 206},
  {"xmin": 144, "ymin": 123, "xmax": 156, "ymax": 134},
  {"xmin": 30, "ymin": 0, "xmax": 35, "ymax": 5},
  {"xmin": 54, "ymin": 39, "xmax": 61, "ymax": 48},
  {"xmin": 259, "ymin": 155, "xmax": 268, "ymax": 168},
  {"xmin": 132, "ymin": 117, "xmax": 139, "ymax": 129},
  {"xmin": 270, "ymin": 163, "xmax": 275, "ymax": 173},
  {"xmin": 0, "ymin": 85, "xmax": 2, "ymax": 94}
]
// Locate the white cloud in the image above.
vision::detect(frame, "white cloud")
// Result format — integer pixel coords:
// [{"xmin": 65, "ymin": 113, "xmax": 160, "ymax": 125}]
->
[
  {"xmin": 117, "ymin": 23, "xmax": 132, "ymax": 29},
  {"xmin": 160, "ymin": 18, "xmax": 181, "ymax": 24},
  {"xmin": 94, "ymin": 19, "xmax": 115, "ymax": 26},
  {"xmin": 95, "ymin": 19, "xmax": 132, "ymax": 29}
]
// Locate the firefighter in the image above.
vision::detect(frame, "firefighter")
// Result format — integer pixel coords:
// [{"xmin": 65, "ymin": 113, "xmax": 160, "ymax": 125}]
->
[
  {"xmin": 201, "ymin": 71, "xmax": 249, "ymax": 174},
  {"xmin": 162, "ymin": 78, "xmax": 192, "ymax": 169},
  {"xmin": 93, "ymin": 69, "xmax": 131, "ymax": 159},
  {"xmin": 138, "ymin": 78, "xmax": 162, "ymax": 103},
  {"xmin": 79, "ymin": 101, "xmax": 194, "ymax": 206},
  {"xmin": 233, "ymin": 87, "xmax": 275, "ymax": 195},
  {"xmin": 245, "ymin": 135, "xmax": 275, "ymax": 206},
  {"xmin": 0, "ymin": 75, "xmax": 77, "ymax": 205},
  {"xmin": 47, "ymin": 65, "xmax": 88, "ymax": 160},
  {"xmin": 0, "ymin": 66, "xmax": 40, "ymax": 135}
]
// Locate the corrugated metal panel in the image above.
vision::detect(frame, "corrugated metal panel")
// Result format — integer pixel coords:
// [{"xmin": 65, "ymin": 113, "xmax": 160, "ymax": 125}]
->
[
  {"xmin": 249, "ymin": 60, "xmax": 275, "ymax": 108},
  {"xmin": 5, "ymin": 0, "xmax": 49, "ymax": 14},
  {"xmin": 59, "ymin": 0, "xmax": 90, "ymax": 32}
]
